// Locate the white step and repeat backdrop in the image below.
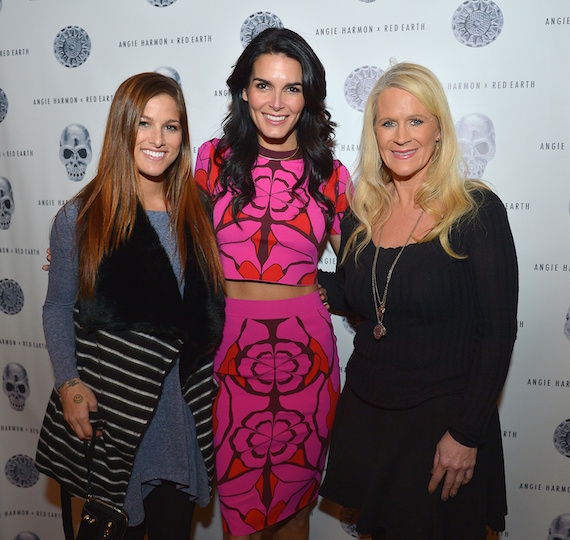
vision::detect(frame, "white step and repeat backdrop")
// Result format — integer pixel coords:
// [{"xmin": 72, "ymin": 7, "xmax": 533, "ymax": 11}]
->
[{"xmin": 1, "ymin": 0, "xmax": 569, "ymax": 538}]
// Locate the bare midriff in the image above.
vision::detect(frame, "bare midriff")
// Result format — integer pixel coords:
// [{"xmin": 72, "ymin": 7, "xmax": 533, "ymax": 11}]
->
[{"xmin": 225, "ymin": 280, "xmax": 318, "ymax": 301}]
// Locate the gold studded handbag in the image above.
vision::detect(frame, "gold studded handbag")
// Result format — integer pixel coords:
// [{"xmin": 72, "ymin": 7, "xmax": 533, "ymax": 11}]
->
[
  {"xmin": 61, "ymin": 413, "xmax": 128, "ymax": 540},
  {"xmin": 76, "ymin": 415, "xmax": 128, "ymax": 540},
  {"xmin": 77, "ymin": 496, "xmax": 128, "ymax": 540}
]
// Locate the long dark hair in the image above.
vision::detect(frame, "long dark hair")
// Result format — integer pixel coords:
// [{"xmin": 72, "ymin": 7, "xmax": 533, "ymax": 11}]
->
[
  {"xmin": 217, "ymin": 27, "xmax": 336, "ymax": 225},
  {"xmin": 72, "ymin": 72, "xmax": 224, "ymax": 297}
]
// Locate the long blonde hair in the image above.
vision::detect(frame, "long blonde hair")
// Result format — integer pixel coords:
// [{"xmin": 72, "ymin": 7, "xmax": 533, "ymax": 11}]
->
[
  {"xmin": 69, "ymin": 72, "xmax": 224, "ymax": 298},
  {"xmin": 343, "ymin": 62, "xmax": 486, "ymax": 264}
]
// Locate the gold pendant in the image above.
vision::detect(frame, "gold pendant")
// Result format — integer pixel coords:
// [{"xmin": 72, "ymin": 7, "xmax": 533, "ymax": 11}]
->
[{"xmin": 373, "ymin": 323, "xmax": 386, "ymax": 340}]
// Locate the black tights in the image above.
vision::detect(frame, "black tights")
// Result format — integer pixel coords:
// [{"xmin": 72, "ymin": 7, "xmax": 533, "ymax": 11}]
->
[{"xmin": 124, "ymin": 482, "xmax": 195, "ymax": 540}]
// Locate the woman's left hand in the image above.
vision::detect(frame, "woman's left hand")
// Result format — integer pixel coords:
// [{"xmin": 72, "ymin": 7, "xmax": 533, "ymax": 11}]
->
[
  {"xmin": 42, "ymin": 247, "xmax": 51, "ymax": 272},
  {"xmin": 317, "ymin": 283, "xmax": 330, "ymax": 310},
  {"xmin": 428, "ymin": 431, "xmax": 477, "ymax": 501}
]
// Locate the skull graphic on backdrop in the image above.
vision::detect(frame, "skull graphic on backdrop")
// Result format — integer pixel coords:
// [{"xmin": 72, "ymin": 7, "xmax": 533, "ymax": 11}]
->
[
  {"xmin": 147, "ymin": 0, "xmax": 177, "ymax": 6},
  {"xmin": 0, "ymin": 176, "xmax": 14, "ymax": 230},
  {"xmin": 154, "ymin": 66, "xmax": 181, "ymax": 85},
  {"xmin": 59, "ymin": 123, "xmax": 92, "ymax": 181},
  {"xmin": 13, "ymin": 533, "xmax": 40, "ymax": 540},
  {"xmin": 455, "ymin": 113, "xmax": 496, "ymax": 179},
  {"xmin": 564, "ymin": 307, "xmax": 570, "ymax": 341},
  {"xmin": 548, "ymin": 513, "xmax": 570, "ymax": 540},
  {"xmin": 2, "ymin": 362, "xmax": 30, "ymax": 412}
]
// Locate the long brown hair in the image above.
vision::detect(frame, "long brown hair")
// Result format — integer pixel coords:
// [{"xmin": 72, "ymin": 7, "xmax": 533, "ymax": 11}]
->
[{"xmin": 71, "ymin": 72, "xmax": 224, "ymax": 298}]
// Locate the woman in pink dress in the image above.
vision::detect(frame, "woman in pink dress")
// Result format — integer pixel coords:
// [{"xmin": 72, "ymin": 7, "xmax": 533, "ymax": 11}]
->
[{"xmin": 195, "ymin": 27, "xmax": 349, "ymax": 540}]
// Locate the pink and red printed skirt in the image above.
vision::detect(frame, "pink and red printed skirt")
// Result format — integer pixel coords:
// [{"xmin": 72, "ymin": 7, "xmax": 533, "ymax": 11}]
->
[{"xmin": 213, "ymin": 292, "xmax": 340, "ymax": 535}]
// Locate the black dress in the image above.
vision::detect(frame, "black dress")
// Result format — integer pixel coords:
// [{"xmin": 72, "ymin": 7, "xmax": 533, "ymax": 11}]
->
[{"xmin": 319, "ymin": 189, "xmax": 518, "ymax": 539}]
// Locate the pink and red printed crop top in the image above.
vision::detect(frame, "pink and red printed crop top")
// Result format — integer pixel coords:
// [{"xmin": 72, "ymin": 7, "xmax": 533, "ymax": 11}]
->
[{"xmin": 194, "ymin": 139, "xmax": 349, "ymax": 286}]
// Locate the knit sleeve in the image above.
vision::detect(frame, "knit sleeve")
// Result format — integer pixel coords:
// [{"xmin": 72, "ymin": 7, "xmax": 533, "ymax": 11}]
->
[
  {"xmin": 448, "ymin": 189, "xmax": 518, "ymax": 446},
  {"xmin": 42, "ymin": 202, "xmax": 80, "ymax": 388}
]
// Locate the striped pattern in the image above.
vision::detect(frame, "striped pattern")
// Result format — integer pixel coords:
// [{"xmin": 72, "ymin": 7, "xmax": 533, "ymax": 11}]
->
[
  {"xmin": 36, "ymin": 321, "xmax": 215, "ymax": 506},
  {"xmin": 181, "ymin": 359, "xmax": 216, "ymax": 483}
]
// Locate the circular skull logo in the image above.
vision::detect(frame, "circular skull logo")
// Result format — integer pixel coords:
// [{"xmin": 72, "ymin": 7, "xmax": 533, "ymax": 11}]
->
[
  {"xmin": 554, "ymin": 419, "xmax": 570, "ymax": 457},
  {"xmin": 147, "ymin": 0, "xmax": 177, "ymax": 5},
  {"xmin": 13, "ymin": 533, "xmax": 40, "ymax": 540},
  {"xmin": 53, "ymin": 26, "xmax": 91, "ymax": 68},
  {"xmin": 0, "ymin": 279, "xmax": 24, "ymax": 315},
  {"xmin": 452, "ymin": 0, "xmax": 504, "ymax": 47},
  {"xmin": 240, "ymin": 12, "xmax": 284, "ymax": 48},
  {"xmin": 455, "ymin": 113, "xmax": 496, "ymax": 179},
  {"xmin": 344, "ymin": 66, "xmax": 384, "ymax": 112},
  {"xmin": 548, "ymin": 514, "xmax": 570, "ymax": 540},
  {"xmin": 5, "ymin": 454, "xmax": 39, "ymax": 488},
  {"xmin": 59, "ymin": 124, "xmax": 92, "ymax": 182},
  {"xmin": 154, "ymin": 66, "xmax": 181, "ymax": 85},
  {"xmin": 0, "ymin": 88, "xmax": 8, "ymax": 123},
  {"xmin": 0, "ymin": 176, "xmax": 14, "ymax": 230},
  {"xmin": 3, "ymin": 363, "xmax": 30, "ymax": 412}
]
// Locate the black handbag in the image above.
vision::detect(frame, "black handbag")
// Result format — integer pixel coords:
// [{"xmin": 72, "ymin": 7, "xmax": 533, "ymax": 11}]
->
[
  {"xmin": 77, "ymin": 496, "xmax": 128, "ymax": 540},
  {"xmin": 61, "ymin": 414, "xmax": 128, "ymax": 540}
]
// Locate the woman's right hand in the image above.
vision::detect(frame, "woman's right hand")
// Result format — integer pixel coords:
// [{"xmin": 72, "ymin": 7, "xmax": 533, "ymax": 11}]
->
[
  {"xmin": 42, "ymin": 247, "xmax": 51, "ymax": 272},
  {"xmin": 58, "ymin": 378, "xmax": 99, "ymax": 440}
]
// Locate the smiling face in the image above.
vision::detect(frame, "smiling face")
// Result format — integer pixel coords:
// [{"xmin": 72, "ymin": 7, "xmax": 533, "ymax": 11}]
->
[
  {"xmin": 374, "ymin": 87, "xmax": 441, "ymax": 186},
  {"xmin": 242, "ymin": 53, "xmax": 305, "ymax": 151},
  {"xmin": 134, "ymin": 93, "xmax": 182, "ymax": 184}
]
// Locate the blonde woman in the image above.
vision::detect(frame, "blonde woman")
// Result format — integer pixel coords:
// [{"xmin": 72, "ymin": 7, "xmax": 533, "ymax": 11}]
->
[{"xmin": 319, "ymin": 62, "xmax": 518, "ymax": 540}]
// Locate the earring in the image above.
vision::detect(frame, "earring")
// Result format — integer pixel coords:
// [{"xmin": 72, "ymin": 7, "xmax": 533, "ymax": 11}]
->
[{"xmin": 433, "ymin": 140, "xmax": 441, "ymax": 159}]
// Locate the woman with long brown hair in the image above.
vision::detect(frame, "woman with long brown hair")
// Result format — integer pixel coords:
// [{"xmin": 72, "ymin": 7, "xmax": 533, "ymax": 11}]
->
[{"xmin": 36, "ymin": 72, "xmax": 225, "ymax": 539}]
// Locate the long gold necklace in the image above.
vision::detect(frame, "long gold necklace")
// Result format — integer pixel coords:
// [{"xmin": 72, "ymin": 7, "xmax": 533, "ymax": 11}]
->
[{"xmin": 371, "ymin": 209, "xmax": 424, "ymax": 340}]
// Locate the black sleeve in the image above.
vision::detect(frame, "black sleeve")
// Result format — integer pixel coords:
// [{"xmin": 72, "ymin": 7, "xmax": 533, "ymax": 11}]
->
[{"xmin": 448, "ymin": 190, "xmax": 519, "ymax": 447}]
